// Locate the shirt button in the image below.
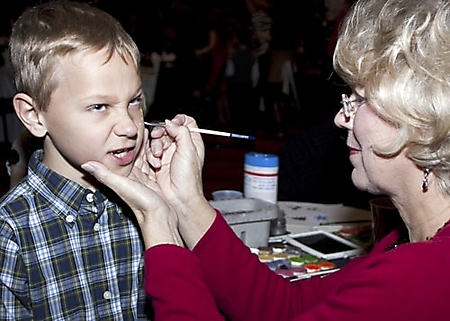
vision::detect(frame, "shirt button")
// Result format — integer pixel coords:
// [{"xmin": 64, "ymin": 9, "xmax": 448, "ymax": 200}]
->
[
  {"xmin": 66, "ymin": 215, "xmax": 74, "ymax": 223},
  {"xmin": 103, "ymin": 291, "xmax": 112, "ymax": 300},
  {"xmin": 86, "ymin": 193, "xmax": 94, "ymax": 202},
  {"xmin": 93, "ymin": 223, "xmax": 100, "ymax": 231}
]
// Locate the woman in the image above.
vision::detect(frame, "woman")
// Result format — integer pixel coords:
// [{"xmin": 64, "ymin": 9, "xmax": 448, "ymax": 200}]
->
[{"xmin": 82, "ymin": 0, "xmax": 450, "ymax": 319}]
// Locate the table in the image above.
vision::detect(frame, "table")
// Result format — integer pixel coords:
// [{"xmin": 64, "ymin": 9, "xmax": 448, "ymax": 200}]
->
[{"xmin": 278, "ymin": 201, "xmax": 372, "ymax": 234}]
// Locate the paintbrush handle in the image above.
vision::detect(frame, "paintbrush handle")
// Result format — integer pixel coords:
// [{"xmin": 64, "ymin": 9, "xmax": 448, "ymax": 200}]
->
[{"xmin": 144, "ymin": 122, "xmax": 255, "ymax": 140}]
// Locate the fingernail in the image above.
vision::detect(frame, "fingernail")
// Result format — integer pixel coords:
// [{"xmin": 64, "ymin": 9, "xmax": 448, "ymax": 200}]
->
[
  {"xmin": 81, "ymin": 163, "xmax": 95, "ymax": 174},
  {"xmin": 165, "ymin": 119, "xmax": 175, "ymax": 127}
]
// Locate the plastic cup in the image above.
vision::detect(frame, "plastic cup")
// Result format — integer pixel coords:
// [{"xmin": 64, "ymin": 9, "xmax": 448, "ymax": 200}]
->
[{"xmin": 211, "ymin": 190, "xmax": 243, "ymax": 201}]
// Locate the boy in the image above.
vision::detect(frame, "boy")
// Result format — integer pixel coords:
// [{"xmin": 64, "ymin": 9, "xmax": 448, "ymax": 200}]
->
[{"xmin": 0, "ymin": 1, "xmax": 151, "ymax": 319}]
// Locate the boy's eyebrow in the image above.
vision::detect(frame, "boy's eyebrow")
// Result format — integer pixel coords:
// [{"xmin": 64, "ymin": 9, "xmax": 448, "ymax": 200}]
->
[{"xmin": 82, "ymin": 88, "xmax": 143, "ymax": 103}]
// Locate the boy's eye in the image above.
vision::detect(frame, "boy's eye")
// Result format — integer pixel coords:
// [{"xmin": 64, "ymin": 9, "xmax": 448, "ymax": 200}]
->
[
  {"xmin": 129, "ymin": 96, "xmax": 143, "ymax": 107},
  {"xmin": 90, "ymin": 104, "xmax": 107, "ymax": 112}
]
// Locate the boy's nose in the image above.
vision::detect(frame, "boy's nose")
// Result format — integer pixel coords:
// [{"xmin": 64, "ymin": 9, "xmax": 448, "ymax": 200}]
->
[{"xmin": 114, "ymin": 114, "xmax": 139, "ymax": 137}]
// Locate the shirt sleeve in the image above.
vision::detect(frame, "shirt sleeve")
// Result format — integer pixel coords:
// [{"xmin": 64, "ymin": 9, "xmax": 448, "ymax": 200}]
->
[
  {"xmin": 146, "ymin": 210, "xmax": 450, "ymax": 321},
  {"xmin": 193, "ymin": 212, "xmax": 450, "ymax": 321},
  {"xmin": 144, "ymin": 244, "xmax": 226, "ymax": 321},
  {"xmin": 192, "ymin": 211, "xmax": 308, "ymax": 320},
  {"xmin": 0, "ymin": 222, "xmax": 32, "ymax": 320}
]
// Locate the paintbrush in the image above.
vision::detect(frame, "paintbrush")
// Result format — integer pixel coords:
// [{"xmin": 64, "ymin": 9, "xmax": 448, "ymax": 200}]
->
[{"xmin": 144, "ymin": 122, "xmax": 255, "ymax": 140}]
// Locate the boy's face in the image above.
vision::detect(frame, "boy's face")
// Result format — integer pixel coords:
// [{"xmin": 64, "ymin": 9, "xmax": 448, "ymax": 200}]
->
[{"xmin": 39, "ymin": 49, "xmax": 145, "ymax": 189}]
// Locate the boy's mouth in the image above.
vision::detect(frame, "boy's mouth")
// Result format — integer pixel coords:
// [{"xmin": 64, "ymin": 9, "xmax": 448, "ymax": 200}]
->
[
  {"xmin": 112, "ymin": 148, "xmax": 130, "ymax": 159},
  {"xmin": 109, "ymin": 146, "xmax": 135, "ymax": 165}
]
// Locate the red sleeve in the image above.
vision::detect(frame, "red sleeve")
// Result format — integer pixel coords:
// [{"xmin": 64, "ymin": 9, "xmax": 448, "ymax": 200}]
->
[
  {"xmin": 144, "ymin": 244, "xmax": 226, "ymax": 320},
  {"xmin": 193, "ymin": 211, "xmax": 312, "ymax": 320},
  {"xmin": 194, "ymin": 213, "xmax": 450, "ymax": 320},
  {"xmin": 146, "ymin": 211, "xmax": 450, "ymax": 321}
]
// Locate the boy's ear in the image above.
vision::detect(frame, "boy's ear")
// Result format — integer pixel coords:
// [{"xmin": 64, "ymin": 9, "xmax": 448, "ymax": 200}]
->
[{"xmin": 13, "ymin": 93, "xmax": 47, "ymax": 138}]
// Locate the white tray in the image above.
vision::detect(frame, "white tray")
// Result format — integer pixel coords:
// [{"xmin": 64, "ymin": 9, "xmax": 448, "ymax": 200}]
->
[{"xmin": 278, "ymin": 201, "xmax": 371, "ymax": 234}]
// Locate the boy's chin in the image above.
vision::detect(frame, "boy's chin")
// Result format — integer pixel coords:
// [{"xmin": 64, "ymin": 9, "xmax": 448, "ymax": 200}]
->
[{"xmin": 113, "ymin": 164, "xmax": 134, "ymax": 177}]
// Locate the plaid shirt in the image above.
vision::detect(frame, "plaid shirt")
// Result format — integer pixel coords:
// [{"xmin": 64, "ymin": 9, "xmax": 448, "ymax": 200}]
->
[{"xmin": 0, "ymin": 150, "xmax": 152, "ymax": 320}]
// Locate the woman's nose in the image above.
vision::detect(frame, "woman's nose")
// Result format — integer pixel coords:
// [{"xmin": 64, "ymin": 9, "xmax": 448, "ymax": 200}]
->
[{"xmin": 334, "ymin": 107, "xmax": 353, "ymax": 130}]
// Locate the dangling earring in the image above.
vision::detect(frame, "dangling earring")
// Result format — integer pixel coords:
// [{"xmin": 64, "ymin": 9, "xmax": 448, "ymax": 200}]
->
[{"xmin": 422, "ymin": 167, "xmax": 430, "ymax": 191}]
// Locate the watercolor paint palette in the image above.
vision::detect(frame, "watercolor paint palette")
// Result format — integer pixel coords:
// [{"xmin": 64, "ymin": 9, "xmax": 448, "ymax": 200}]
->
[{"xmin": 252, "ymin": 242, "xmax": 339, "ymax": 282}]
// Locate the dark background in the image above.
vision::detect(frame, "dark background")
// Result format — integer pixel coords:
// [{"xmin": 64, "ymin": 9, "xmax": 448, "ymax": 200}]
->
[{"xmin": 0, "ymin": 0, "xmax": 372, "ymax": 209}]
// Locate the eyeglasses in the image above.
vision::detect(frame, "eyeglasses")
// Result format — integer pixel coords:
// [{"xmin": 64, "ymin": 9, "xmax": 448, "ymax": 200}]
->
[{"xmin": 340, "ymin": 94, "xmax": 366, "ymax": 119}]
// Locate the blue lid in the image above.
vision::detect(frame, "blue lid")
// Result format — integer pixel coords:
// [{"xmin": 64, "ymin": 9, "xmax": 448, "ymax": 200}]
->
[{"xmin": 244, "ymin": 152, "xmax": 279, "ymax": 167}]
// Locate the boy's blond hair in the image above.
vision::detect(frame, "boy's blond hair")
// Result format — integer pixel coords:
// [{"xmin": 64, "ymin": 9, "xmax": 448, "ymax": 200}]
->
[{"xmin": 9, "ymin": 0, "xmax": 141, "ymax": 112}]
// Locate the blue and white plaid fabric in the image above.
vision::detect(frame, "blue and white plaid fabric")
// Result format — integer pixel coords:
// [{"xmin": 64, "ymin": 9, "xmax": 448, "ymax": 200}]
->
[{"xmin": 0, "ymin": 150, "xmax": 151, "ymax": 320}]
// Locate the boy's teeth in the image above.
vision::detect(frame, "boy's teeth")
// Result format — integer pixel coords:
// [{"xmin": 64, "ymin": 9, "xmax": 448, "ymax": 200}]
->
[{"xmin": 114, "ymin": 149, "xmax": 126, "ymax": 158}]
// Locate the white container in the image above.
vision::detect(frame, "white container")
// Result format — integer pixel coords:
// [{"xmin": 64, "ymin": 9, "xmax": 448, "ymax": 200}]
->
[
  {"xmin": 243, "ymin": 152, "xmax": 279, "ymax": 204},
  {"xmin": 210, "ymin": 198, "xmax": 279, "ymax": 247}
]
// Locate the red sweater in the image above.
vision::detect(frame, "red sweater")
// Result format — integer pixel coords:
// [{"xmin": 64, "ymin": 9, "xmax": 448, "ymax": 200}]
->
[{"xmin": 145, "ymin": 211, "xmax": 450, "ymax": 320}]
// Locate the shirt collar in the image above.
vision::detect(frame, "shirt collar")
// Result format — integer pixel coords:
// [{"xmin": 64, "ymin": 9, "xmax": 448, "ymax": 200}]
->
[{"xmin": 27, "ymin": 150, "xmax": 117, "ymax": 224}]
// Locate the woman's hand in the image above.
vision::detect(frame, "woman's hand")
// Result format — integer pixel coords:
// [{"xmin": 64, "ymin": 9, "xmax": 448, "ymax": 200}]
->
[
  {"xmin": 149, "ymin": 114, "xmax": 217, "ymax": 249},
  {"xmin": 82, "ymin": 132, "xmax": 183, "ymax": 249},
  {"xmin": 149, "ymin": 115, "xmax": 205, "ymax": 210}
]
